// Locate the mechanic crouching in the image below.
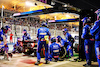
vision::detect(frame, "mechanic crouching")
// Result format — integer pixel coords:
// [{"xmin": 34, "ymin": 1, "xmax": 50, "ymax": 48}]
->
[
  {"xmin": 62, "ymin": 28, "xmax": 74, "ymax": 58},
  {"xmin": 22, "ymin": 29, "xmax": 31, "ymax": 41},
  {"xmin": 49, "ymin": 37, "xmax": 61, "ymax": 62},
  {"xmin": 56, "ymin": 36, "xmax": 66, "ymax": 60},
  {"xmin": 12, "ymin": 37, "xmax": 22, "ymax": 53}
]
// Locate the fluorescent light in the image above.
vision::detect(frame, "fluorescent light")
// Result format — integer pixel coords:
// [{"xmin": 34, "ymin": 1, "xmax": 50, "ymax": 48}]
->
[
  {"xmin": 66, "ymin": 15, "xmax": 71, "ymax": 17},
  {"xmin": 25, "ymin": 1, "xmax": 35, "ymax": 6},
  {"xmin": 2, "ymin": 5, "xmax": 5, "ymax": 8}
]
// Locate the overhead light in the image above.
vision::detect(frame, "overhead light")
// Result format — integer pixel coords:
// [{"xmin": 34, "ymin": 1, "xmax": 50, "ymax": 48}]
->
[
  {"xmin": 25, "ymin": 1, "xmax": 35, "ymax": 6},
  {"xmin": 51, "ymin": 1, "xmax": 55, "ymax": 5},
  {"xmin": 2, "ymin": 5, "xmax": 5, "ymax": 8},
  {"xmin": 66, "ymin": 15, "xmax": 71, "ymax": 17},
  {"xmin": 63, "ymin": 4, "xmax": 67, "ymax": 7}
]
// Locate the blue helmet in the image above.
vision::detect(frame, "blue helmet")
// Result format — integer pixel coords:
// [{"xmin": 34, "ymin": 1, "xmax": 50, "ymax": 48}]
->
[
  {"xmin": 57, "ymin": 36, "xmax": 62, "ymax": 42},
  {"xmin": 62, "ymin": 28, "xmax": 68, "ymax": 35},
  {"xmin": 95, "ymin": 9, "xmax": 100, "ymax": 17},
  {"xmin": 82, "ymin": 17, "xmax": 91, "ymax": 24},
  {"xmin": 1, "ymin": 25, "xmax": 11, "ymax": 33},
  {"xmin": 5, "ymin": 26, "xmax": 10, "ymax": 30},
  {"xmin": 57, "ymin": 36, "xmax": 62, "ymax": 40},
  {"xmin": 17, "ymin": 37, "xmax": 20, "ymax": 39},
  {"xmin": 62, "ymin": 28, "xmax": 68, "ymax": 32},
  {"xmin": 17, "ymin": 37, "xmax": 21, "ymax": 41},
  {"xmin": 23, "ymin": 29, "xmax": 27, "ymax": 33},
  {"xmin": 51, "ymin": 37, "xmax": 56, "ymax": 43},
  {"xmin": 41, "ymin": 22, "xmax": 48, "ymax": 27}
]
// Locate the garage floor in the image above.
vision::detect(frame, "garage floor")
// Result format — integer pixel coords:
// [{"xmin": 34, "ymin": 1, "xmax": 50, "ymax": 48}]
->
[{"xmin": 0, "ymin": 53, "xmax": 99, "ymax": 67}]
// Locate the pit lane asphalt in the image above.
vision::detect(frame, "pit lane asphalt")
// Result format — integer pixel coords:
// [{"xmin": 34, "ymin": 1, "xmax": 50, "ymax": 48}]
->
[
  {"xmin": 0, "ymin": 53, "xmax": 98, "ymax": 67},
  {"xmin": 0, "ymin": 44, "xmax": 98, "ymax": 67}
]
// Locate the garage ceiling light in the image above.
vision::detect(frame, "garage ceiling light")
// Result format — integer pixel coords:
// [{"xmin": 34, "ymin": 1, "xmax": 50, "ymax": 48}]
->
[
  {"xmin": 66, "ymin": 15, "xmax": 71, "ymax": 17},
  {"xmin": 2, "ymin": 5, "xmax": 5, "ymax": 8},
  {"xmin": 25, "ymin": 1, "xmax": 35, "ymax": 6}
]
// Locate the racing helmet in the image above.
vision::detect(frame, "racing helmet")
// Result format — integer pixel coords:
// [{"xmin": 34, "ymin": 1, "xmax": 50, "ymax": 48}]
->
[
  {"xmin": 57, "ymin": 36, "xmax": 62, "ymax": 42},
  {"xmin": 1, "ymin": 25, "xmax": 11, "ymax": 33},
  {"xmin": 23, "ymin": 29, "xmax": 27, "ymax": 34},
  {"xmin": 5, "ymin": 26, "xmax": 10, "ymax": 30},
  {"xmin": 41, "ymin": 21, "xmax": 48, "ymax": 27},
  {"xmin": 95, "ymin": 9, "xmax": 100, "ymax": 17},
  {"xmin": 62, "ymin": 28, "xmax": 68, "ymax": 35},
  {"xmin": 82, "ymin": 17, "xmax": 91, "ymax": 24},
  {"xmin": 51, "ymin": 37, "xmax": 56, "ymax": 43},
  {"xmin": 62, "ymin": 28, "xmax": 68, "ymax": 32},
  {"xmin": 95, "ymin": 9, "xmax": 100, "ymax": 20},
  {"xmin": 17, "ymin": 37, "xmax": 21, "ymax": 41}
]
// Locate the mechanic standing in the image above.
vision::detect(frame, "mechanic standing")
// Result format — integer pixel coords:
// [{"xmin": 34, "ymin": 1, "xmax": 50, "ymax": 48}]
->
[
  {"xmin": 62, "ymin": 28, "xmax": 73, "ymax": 58},
  {"xmin": 35, "ymin": 22, "xmax": 51, "ymax": 65},
  {"xmin": 90, "ymin": 9, "xmax": 100, "ymax": 67},
  {"xmin": 82, "ymin": 17, "xmax": 95, "ymax": 67},
  {"xmin": 0, "ymin": 26, "xmax": 11, "ymax": 60}
]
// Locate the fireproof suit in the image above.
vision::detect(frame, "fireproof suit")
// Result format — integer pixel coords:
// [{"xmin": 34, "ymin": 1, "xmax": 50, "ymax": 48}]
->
[
  {"xmin": 0, "ymin": 29, "xmax": 9, "ymax": 53},
  {"xmin": 49, "ymin": 42, "xmax": 60, "ymax": 60},
  {"xmin": 65, "ymin": 32, "xmax": 73, "ymax": 57},
  {"xmin": 90, "ymin": 20, "xmax": 100, "ymax": 67},
  {"xmin": 82, "ymin": 24, "xmax": 94, "ymax": 65},
  {"xmin": 22, "ymin": 33, "xmax": 31, "ymax": 41},
  {"xmin": 0, "ymin": 29, "xmax": 4, "ymax": 49},
  {"xmin": 37, "ymin": 27, "xmax": 51, "ymax": 61}
]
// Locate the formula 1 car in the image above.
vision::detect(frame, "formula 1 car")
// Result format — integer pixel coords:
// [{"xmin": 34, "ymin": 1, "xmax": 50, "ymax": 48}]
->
[{"xmin": 18, "ymin": 39, "xmax": 45, "ymax": 57}]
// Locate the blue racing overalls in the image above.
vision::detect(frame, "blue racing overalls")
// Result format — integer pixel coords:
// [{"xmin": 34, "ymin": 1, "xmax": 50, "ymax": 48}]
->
[
  {"xmin": 0, "ymin": 29, "xmax": 4, "ymax": 51},
  {"xmin": 37, "ymin": 27, "xmax": 51, "ymax": 61},
  {"xmin": 13, "ymin": 41, "xmax": 20, "ymax": 52},
  {"xmin": 65, "ymin": 32, "xmax": 73, "ymax": 57},
  {"xmin": 90, "ymin": 20, "xmax": 100, "ymax": 67},
  {"xmin": 82, "ymin": 24, "xmax": 94, "ymax": 65},
  {"xmin": 0, "ymin": 29, "xmax": 9, "ymax": 53},
  {"xmin": 49, "ymin": 42, "xmax": 60, "ymax": 60},
  {"xmin": 22, "ymin": 33, "xmax": 31, "ymax": 40}
]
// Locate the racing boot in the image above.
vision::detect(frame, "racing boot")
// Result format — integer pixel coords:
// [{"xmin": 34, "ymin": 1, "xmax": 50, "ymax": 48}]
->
[
  {"xmin": 83, "ymin": 64, "xmax": 91, "ymax": 67},
  {"xmin": 4, "ymin": 54, "xmax": 9, "ymax": 61},
  {"xmin": 54, "ymin": 58, "xmax": 58, "ymax": 62},
  {"xmin": 35, "ymin": 60, "xmax": 40, "ymax": 65},
  {"xmin": 45, "ymin": 60, "xmax": 50, "ymax": 64}
]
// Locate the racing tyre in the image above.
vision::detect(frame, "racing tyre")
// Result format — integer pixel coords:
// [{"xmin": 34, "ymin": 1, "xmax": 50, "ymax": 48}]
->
[{"xmin": 59, "ymin": 47, "xmax": 67, "ymax": 59}]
